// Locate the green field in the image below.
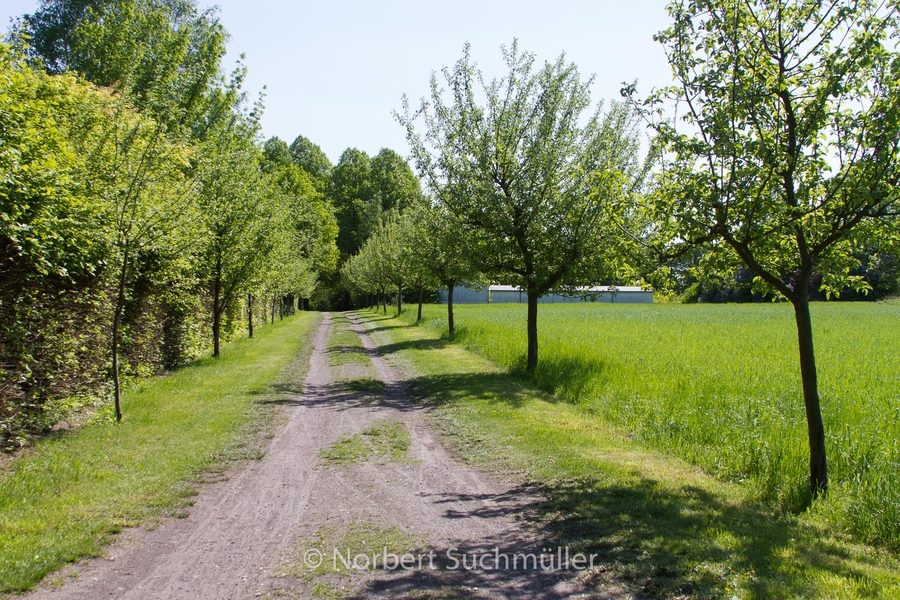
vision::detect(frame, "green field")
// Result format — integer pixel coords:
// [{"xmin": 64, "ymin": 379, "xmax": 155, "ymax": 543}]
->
[{"xmin": 398, "ymin": 301, "xmax": 900, "ymax": 549}]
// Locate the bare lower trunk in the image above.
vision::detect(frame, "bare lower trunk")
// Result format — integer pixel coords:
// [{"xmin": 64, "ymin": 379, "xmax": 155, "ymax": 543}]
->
[
  {"xmin": 111, "ymin": 248, "xmax": 129, "ymax": 423},
  {"xmin": 447, "ymin": 282, "xmax": 455, "ymax": 335},
  {"xmin": 212, "ymin": 276, "xmax": 222, "ymax": 359},
  {"xmin": 526, "ymin": 290, "xmax": 539, "ymax": 372},
  {"xmin": 792, "ymin": 294, "xmax": 828, "ymax": 496},
  {"xmin": 382, "ymin": 290, "xmax": 387, "ymax": 314},
  {"xmin": 417, "ymin": 288, "xmax": 423, "ymax": 322},
  {"xmin": 247, "ymin": 293, "xmax": 254, "ymax": 339},
  {"xmin": 397, "ymin": 286, "xmax": 402, "ymax": 315}
]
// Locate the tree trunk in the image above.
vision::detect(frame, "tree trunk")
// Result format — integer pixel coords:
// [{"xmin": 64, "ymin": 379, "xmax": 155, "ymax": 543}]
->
[
  {"xmin": 247, "ymin": 293, "xmax": 253, "ymax": 339},
  {"xmin": 792, "ymin": 293, "xmax": 828, "ymax": 496},
  {"xmin": 382, "ymin": 290, "xmax": 387, "ymax": 314},
  {"xmin": 397, "ymin": 286, "xmax": 402, "ymax": 316},
  {"xmin": 417, "ymin": 287, "xmax": 423, "ymax": 322},
  {"xmin": 447, "ymin": 281, "xmax": 455, "ymax": 335},
  {"xmin": 212, "ymin": 264, "xmax": 222, "ymax": 359},
  {"xmin": 271, "ymin": 295, "xmax": 277, "ymax": 324},
  {"xmin": 526, "ymin": 290, "xmax": 539, "ymax": 372},
  {"xmin": 111, "ymin": 248, "xmax": 129, "ymax": 423}
]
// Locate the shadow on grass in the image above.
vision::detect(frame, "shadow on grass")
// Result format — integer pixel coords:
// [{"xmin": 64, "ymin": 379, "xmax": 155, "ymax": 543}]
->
[
  {"xmin": 516, "ymin": 354, "xmax": 609, "ymax": 404},
  {"xmin": 327, "ymin": 346, "xmax": 370, "ymax": 357},
  {"xmin": 339, "ymin": 473, "xmax": 872, "ymax": 599},
  {"xmin": 374, "ymin": 338, "xmax": 451, "ymax": 357},
  {"xmin": 396, "ymin": 371, "xmax": 886, "ymax": 599}
]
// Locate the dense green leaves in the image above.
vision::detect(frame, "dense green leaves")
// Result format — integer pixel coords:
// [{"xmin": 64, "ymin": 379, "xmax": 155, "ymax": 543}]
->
[{"xmin": 1, "ymin": 0, "xmax": 340, "ymax": 440}]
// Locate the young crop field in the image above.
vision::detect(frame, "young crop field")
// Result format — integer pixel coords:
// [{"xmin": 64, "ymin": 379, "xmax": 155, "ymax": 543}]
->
[{"xmin": 401, "ymin": 301, "xmax": 900, "ymax": 549}]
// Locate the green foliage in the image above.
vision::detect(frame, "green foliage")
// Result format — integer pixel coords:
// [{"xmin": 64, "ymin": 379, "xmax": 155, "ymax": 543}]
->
[
  {"xmin": 288, "ymin": 133, "xmax": 332, "ymax": 191},
  {"xmin": 331, "ymin": 147, "xmax": 375, "ymax": 258},
  {"xmin": 403, "ymin": 41, "xmax": 647, "ymax": 294},
  {"xmin": 2, "ymin": 0, "xmax": 330, "ymax": 440},
  {"xmin": 24, "ymin": 0, "xmax": 228, "ymax": 133},
  {"xmin": 1, "ymin": 43, "xmax": 111, "ymax": 443},
  {"xmin": 0, "ymin": 42, "xmax": 106, "ymax": 283},
  {"xmin": 369, "ymin": 148, "xmax": 425, "ymax": 214},
  {"xmin": 638, "ymin": 0, "xmax": 900, "ymax": 302},
  {"xmin": 196, "ymin": 97, "xmax": 279, "ymax": 355}
]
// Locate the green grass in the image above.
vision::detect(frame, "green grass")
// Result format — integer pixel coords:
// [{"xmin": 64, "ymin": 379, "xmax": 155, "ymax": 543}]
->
[
  {"xmin": 358, "ymin": 307, "xmax": 900, "ymax": 599},
  {"xmin": 273, "ymin": 519, "xmax": 427, "ymax": 599},
  {"xmin": 327, "ymin": 313, "xmax": 372, "ymax": 369},
  {"xmin": 0, "ymin": 312, "xmax": 320, "ymax": 593},
  {"xmin": 319, "ymin": 419, "xmax": 412, "ymax": 466},
  {"xmin": 394, "ymin": 302, "xmax": 900, "ymax": 550}
]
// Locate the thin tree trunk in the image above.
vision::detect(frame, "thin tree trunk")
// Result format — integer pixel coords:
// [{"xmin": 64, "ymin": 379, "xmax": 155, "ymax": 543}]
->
[
  {"xmin": 382, "ymin": 290, "xmax": 387, "ymax": 314},
  {"xmin": 111, "ymin": 247, "xmax": 129, "ymax": 423},
  {"xmin": 247, "ymin": 293, "xmax": 254, "ymax": 339},
  {"xmin": 417, "ymin": 287, "xmax": 423, "ymax": 322},
  {"xmin": 212, "ymin": 261, "xmax": 222, "ymax": 359},
  {"xmin": 792, "ymin": 293, "xmax": 828, "ymax": 496},
  {"xmin": 447, "ymin": 281, "xmax": 455, "ymax": 335},
  {"xmin": 526, "ymin": 290, "xmax": 539, "ymax": 372},
  {"xmin": 397, "ymin": 286, "xmax": 402, "ymax": 315},
  {"xmin": 271, "ymin": 295, "xmax": 277, "ymax": 324}
]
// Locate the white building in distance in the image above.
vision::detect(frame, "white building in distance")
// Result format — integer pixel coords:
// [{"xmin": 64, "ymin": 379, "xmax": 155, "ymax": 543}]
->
[{"xmin": 438, "ymin": 285, "xmax": 653, "ymax": 304}]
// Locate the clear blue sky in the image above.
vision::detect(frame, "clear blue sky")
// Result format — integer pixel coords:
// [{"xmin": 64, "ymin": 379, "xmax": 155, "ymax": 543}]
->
[{"xmin": 3, "ymin": 1, "xmax": 675, "ymax": 164}]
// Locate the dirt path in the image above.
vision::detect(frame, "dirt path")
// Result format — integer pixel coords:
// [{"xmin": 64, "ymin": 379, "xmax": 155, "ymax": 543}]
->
[{"xmin": 27, "ymin": 313, "xmax": 613, "ymax": 599}]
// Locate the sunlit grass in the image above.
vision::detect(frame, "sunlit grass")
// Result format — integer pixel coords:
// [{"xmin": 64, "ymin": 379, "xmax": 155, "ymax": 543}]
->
[
  {"xmin": 0, "ymin": 313, "xmax": 320, "ymax": 593},
  {"xmin": 360, "ymin": 308, "xmax": 900, "ymax": 599},
  {"xmin": 393, "ymin": 301, "xmax": 900, "ymax": 550}
]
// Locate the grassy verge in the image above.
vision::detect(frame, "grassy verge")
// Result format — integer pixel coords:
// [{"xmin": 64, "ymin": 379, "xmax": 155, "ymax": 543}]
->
[
  {"xmin": 357, "ymin": 308, "xmax": 900, "ymax": 600},
  {"xmin": 0, "ymin": 312, "xmax": 321, "ymax": 593}
]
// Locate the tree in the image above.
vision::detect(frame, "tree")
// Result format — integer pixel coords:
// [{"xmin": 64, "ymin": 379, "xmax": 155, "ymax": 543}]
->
[
  {"xmin": 262, "ymin": 137, "xmax": 339, "ymax": 311},
  {"xmin": 262, "ymin": 136, "xmax": 292, "ymax": 169},
  {"xmin": 401, "ymin": 41, "xmax": 648, "ymax": 371},
  {"xmin": 635, "ymin": 0, "xmax": 900, "ymax": 496},
  {"xmin": 413, "ymin": 202, "xmax": 481, "ymax": 332},
  {"xmin": 341, "ymin": 233, "xmax": 390, "ymax": 313},
  {"xmin": 197, "ymin": 90, "xmax": 279, "ymax": 358},
  {"xmin": 330, "ymin": 148, "xmax": 374, "ymax": 259},
  {"xmin": 23, "ymin": 0, "xmax": 227, "ymax": 132},
  {"xmin": 86, "ymin": 92, "xmax": 197, "ymax": 422},
  {"xmin": 370, "ymin": 148, "xmax": 426, "ymax": 214},
  {"xmin": 375, "ymin": 211, "xmax": 415, "ymax": 315},
  {"xmin": 289, "ymin": 134, "xmax": 332, "ymax": 191}
]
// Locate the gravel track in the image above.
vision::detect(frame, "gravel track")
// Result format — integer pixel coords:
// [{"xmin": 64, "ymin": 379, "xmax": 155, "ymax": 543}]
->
[{"xmin": 27, "ymin": 313, "xmax": 614, "ymax": 599}]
